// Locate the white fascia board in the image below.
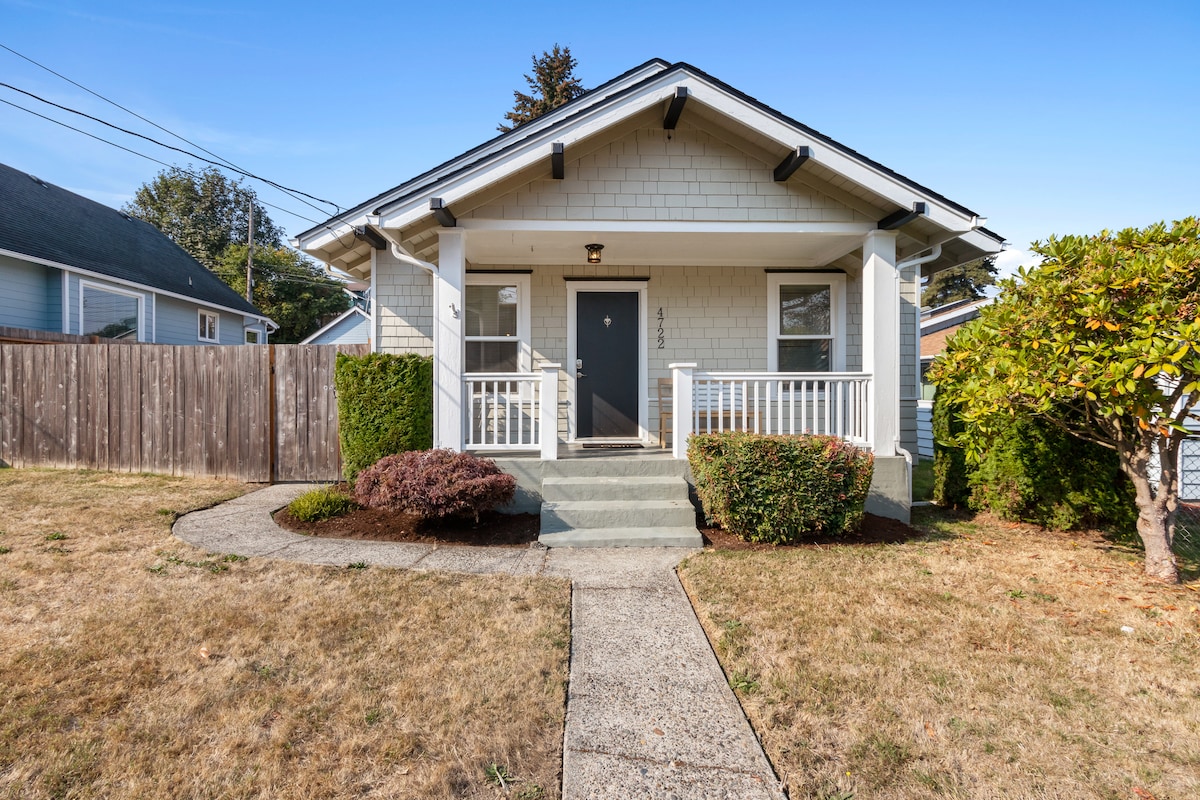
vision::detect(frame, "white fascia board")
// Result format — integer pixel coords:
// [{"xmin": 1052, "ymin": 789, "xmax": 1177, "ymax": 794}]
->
[
  {"xmin": 681, "ymin": 78, "xmax": 983, "ymax": 233},
  {"xmin": 957, "ymin": 228, "xmax": 1006, "ymax": 253},
  {"xmin": 459, "ymin": 218, "xmax": 876, "ymax": 235},
  {"xmin": 0, "ymin": 246, "xmax": 276, "ymax": 328},
  {"xmin": 355, "ymin": 63, "xmax": 672, "ymax": 224},
  {"xmin": 376, "ymin": 83, "xmax": 677, "ymax": 231},
  {"xmin": 297, "ymin": 213, "xmax": 373, "ymax": 253}
]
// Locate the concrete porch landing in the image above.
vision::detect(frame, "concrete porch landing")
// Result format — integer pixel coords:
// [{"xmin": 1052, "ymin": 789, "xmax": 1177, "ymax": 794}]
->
[{"xmin": 491, "ymin": 453, "xmax": 704, "ymax": 548}]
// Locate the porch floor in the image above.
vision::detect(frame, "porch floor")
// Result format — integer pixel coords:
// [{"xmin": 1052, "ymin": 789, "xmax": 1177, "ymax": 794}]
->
[{"xmin": 474, "ymin": 442, "xmax": 679, "ymax": 461}]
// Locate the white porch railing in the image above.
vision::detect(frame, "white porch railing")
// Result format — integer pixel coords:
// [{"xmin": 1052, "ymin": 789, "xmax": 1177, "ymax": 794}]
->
[
  {"xmin": 462, "ymin": 365, "xmax": 559, "ymax": 459},
  {"xmin": 672, "ymin": 364, "xmax": 871, "ymax": 458}
]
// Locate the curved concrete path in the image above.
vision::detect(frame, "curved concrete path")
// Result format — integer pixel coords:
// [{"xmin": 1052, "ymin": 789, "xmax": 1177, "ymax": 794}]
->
[{"xmin": 175, "ymin": 485, "xmax": 785, "ymax": 800}]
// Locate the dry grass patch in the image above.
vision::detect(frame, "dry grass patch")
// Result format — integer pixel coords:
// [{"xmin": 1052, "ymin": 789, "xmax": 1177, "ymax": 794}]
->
[
  {"xmin": 0, "ymin": 468, "xmax": 569, "ymax": 799},
  {"xmin": 679, "ymin": 509, "xmax": 1200, "ymax": 800}
]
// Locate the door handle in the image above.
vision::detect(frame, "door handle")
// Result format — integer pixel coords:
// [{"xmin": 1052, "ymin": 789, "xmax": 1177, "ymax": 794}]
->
[
  {"xmin": 576, "ymin": 371, "xmax": 587, "ymax": 379},
  {"xmin": 576, "ymin": 358, "xmax": 585, "ymax": 379}
]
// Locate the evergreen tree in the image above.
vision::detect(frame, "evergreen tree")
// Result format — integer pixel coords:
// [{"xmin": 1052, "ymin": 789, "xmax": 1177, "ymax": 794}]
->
[
  {"xmin": 921, "ymin": 256, "xmax": 998, "ymax": 308},
  {"xmin": 498, "ymin": 45, "xmax": 585, "ymax": 132},
  {"xmin": 123, "ymin": 166, "xmax": 283, "ymax": 270}
]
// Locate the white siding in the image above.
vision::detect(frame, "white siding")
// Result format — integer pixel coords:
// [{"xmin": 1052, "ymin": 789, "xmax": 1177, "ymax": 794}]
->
[{"xmin": 375, "ymin": 248, "xmax": 433, "ymax": 354}]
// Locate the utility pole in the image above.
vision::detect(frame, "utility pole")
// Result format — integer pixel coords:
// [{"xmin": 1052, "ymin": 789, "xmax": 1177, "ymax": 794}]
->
[{"xmin": 246, "ymin": 201, "xmax": 254, "ymax": 302}]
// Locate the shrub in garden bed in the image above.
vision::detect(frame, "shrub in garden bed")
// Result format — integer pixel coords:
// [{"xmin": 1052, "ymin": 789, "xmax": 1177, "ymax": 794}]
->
[
  {"xmin": 334, "ymin": 352, "xmax": 433, "ymax": 481},
  {"xmin": 287, "ymin": 485, "xmax": 358, "ymax": 522},
  {"xmin": 688, "ymin": 432, "xmax": 874, "ymax": 544},
  {"xmin": 354, "ymin": 449, "xmax": 516, "ymax": 522}
]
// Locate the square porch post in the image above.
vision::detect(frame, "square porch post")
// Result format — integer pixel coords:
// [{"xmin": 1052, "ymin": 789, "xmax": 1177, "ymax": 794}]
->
[
  {"xmin": 671, "ymin": 363, "xmax": 696, "ymax": 460},
  {"xmin": 540, "ymin": 364, "xmax": 560, "ymax": 460},
  {"xmin": 862, "ymin": 230, "xmax": 899, "ymax": 457},
  {"xmin": 434, "ymin": 229, "xmax": 465, "ymax": 450}
]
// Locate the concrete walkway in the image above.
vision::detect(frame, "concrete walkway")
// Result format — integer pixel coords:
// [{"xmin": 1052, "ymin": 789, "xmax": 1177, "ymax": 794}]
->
[{"xmin": 175, "ymin": 485, "xmax": 785, "ymax": 800}]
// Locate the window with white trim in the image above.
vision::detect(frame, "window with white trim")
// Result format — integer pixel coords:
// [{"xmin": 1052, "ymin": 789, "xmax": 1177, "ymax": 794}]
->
[
  {"xmin": 464, "ymin": 274, "xmax": 531, "ymax": 373},
  {"xmin": 198, "ymin": 310, "xmax": 219, "ymax": 342},
  {"xmin": 767, "ymin": 273, "xmax": 845, "ymax": 372},
  {"xmin": 81, "ymin": 282, "xmax": 143, "ymax": 341},
  {"xmin": 245, "ymin": 329, "xmax": 260, "ymax": 345}
]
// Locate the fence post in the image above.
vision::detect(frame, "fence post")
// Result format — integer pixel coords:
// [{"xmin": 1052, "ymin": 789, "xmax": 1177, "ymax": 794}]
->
[
  {"xmin": 671, "ymin": 363, "xmax": 696, "ymax": 460},
  {"xmin": 540, "ymin": 364, "xmax": 560, "ymax": 461}
]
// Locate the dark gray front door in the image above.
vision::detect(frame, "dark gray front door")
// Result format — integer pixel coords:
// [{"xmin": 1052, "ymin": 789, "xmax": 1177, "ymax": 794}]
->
[{"xmin": 577, "ymin": 291, "xmax": 639, "ymax": 438}]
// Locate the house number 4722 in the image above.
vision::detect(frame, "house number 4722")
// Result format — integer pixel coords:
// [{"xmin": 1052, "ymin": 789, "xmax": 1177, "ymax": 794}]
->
[{"xmin": 657, "ymin": 307, "xmax": 665, "ymax": 350}]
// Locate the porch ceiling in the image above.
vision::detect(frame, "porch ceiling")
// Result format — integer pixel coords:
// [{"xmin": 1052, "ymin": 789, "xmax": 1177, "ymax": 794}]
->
[{"xmin": 460, "ymin": 225, "xmax": 872, "ymax": 268}]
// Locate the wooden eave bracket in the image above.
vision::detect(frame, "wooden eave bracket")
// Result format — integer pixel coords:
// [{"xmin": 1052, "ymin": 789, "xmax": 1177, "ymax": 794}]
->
[
  {"xmin": 664, "ymin": 87, "xmax": 688, "ymax": 130},
  {"xmin": 877, "ymin": 201, "xmax": 928, "ymax": 230},
  {"xmin": 773, "ymin": 146, "xmax": 812, "ymax": 181},
  {"xmin": 430, "ymin": 197, "xmax": 457, "ymax": 228},
  {"xmin": 352, "ymin": 225, "xmax": 387, "ymax": 250},
  {"xmin": 551, "ymin": 142, "xmax": 565, "ymax": 180}
]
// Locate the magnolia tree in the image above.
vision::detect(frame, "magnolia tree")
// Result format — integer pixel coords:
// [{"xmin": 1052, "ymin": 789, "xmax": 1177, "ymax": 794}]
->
[{"xmin": 930, "ymin": 218, "xmax": 1200, "ymax": 583}]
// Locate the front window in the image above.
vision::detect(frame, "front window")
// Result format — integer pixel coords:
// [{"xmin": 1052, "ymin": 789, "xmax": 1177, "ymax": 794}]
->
[
  {"xmin": 81, "ymin": 283, "xmax": 142, "ymax": 341},
  {"xmin": 464, "ymin": 275, "xmax": 530, "ymax": 373},
  {"xmin": 768, "ymin": 273, "xmax": 845, "ymax": 372},
  {"xmin": 199, "ymin": 311, "xmax": 219, "ymax": 342}
]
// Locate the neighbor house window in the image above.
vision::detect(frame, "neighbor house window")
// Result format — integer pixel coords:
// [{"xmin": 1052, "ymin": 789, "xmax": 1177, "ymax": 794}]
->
[
  {"xmin": 80, "ymin": 282, "xmax": 143, "ymax": 341},
  {"xmin": 464, "ymin": 274, "xmax": 531, "ymax": 373},
  {"xmin": 245, "ymin": 330, "xmax": 259, "ymax": 345},
  {"xmin": 198, "ymin": 311, "xmax": 219, "ymax": 342},
  {"xmin": 767, "ymin": 273, "xmax": 845, "ymax": 372}
]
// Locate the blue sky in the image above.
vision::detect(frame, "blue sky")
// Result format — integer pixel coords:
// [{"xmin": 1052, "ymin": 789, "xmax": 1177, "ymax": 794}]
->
[{"xmin": 2, "ymin": 0, "xmax": 1198, "ymax": 275}]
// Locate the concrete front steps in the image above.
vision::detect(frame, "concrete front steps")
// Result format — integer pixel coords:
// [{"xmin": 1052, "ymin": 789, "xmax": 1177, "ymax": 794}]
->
[{"xmin": 530, "ymin": 457, "xmax": 703, "ymax": 548}]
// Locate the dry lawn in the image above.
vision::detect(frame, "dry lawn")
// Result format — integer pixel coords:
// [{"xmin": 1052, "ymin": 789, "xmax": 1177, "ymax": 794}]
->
[
  {"xmin": 0, "ymin": 468, "xmax": 569, "ymax": 800},
  {"xmin": 679, "ymin": 509, "xmax": 1200, "ymax": 800}
]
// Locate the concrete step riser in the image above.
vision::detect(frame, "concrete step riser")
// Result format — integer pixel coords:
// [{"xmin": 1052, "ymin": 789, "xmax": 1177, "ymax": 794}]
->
[
  {"xmin": 538, "ymin": 527, "xmax": 703, "ymax": 548},
  {"xmin": 541, "ymin": 477, "xmax": 687, "ymax": 503},
  {"xmin": 538, "ymin": 458, "xmax": 691, "ymax": 480},
  {"xmin": 541, "ymin": 501, "xmax": 696, "ymax": 532}
]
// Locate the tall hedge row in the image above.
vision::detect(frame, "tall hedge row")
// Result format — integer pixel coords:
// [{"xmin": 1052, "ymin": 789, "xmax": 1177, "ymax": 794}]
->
[
  {"xmin": 334, "ymin": 353, "xmax": 433, "ymax": 481},
  {"xmin": 932, "ymin": 390, "xmax": 1135, "ymax": 533},
  {"xmin": 688, "ymin": 432, "xmax": 874, "ymax": 544}
]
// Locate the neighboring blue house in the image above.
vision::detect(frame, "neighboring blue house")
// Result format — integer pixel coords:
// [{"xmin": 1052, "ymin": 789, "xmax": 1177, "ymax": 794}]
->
[
  {"xmin": 301, "ymin": 305, "xmax": 370, "ymax": 345},
  {"xmin": 0, "ymin": 162, "xmax": 275, "ymax": 344}
]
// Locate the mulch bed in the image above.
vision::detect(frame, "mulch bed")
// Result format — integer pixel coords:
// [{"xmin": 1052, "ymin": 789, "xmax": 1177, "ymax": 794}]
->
[
  {"xmin": 275, "ymin": 497, "xmax": 920, "ymax": 551},
  {"xmin": 274, "ymin": 507, "xmax": 541, "ymax": 547}
]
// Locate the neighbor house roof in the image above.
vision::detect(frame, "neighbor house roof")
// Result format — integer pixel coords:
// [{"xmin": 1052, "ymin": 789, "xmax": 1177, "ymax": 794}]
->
[{"xmin": 0, "ymin": 162, "xmax": 267, "ymax": 320}]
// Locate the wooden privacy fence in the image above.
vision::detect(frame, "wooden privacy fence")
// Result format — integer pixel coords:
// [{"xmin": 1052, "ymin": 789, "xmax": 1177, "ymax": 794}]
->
[{"xmin": 0, "ymin": 343, "xmax": 369, "ymax": 482}]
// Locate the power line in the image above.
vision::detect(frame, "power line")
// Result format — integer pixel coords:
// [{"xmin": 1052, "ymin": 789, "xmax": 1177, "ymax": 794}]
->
[
  {"xmin": 0, "ymin": 95, "xmax": 324, "ymax": 227},
  {"xmin": 0, "ymin": 41, "xmax": 345, "ymax": 216},
  {"xmin": 0, "ymin": 81, "xmax": 339, "ymax": 217}
]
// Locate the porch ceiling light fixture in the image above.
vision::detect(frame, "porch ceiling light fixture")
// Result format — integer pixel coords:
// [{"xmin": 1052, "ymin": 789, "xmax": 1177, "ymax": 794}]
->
[{"xmin": 585, "ymin": 243, "xmax": 604, "ymax": 264}]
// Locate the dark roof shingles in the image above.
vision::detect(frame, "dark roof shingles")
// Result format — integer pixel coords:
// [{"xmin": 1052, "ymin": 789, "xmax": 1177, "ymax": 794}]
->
[{"xmin": 0, "ymin": 162, "xmax": 261, "ymax": 317}]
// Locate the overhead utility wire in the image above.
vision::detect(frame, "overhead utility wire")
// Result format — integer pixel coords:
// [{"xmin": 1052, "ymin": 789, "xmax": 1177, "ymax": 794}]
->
[
  {"xmin": 0, "ymin": 96, "xmax": 324, "ymax": 226},
  {"xmin": 0, "ymin": 82, "xmax": 338, "ymax": 218},
  {"xmin": 0, "ymin": 42, "xmax": 344, "ymax": 215}
]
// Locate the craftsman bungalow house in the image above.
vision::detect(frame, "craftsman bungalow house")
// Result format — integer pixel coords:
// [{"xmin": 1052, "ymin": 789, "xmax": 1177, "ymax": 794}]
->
[{"xmin": 296, "ymin": 59, "xmax": 1003, "ymax": 534}]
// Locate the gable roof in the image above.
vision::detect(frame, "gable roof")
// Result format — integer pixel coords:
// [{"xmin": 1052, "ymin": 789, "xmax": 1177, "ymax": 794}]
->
[
  {"xmin": 297, "ymin": 59, "xmax": 1004, "ymax": 267},
  {"xmin": 0, "ymin": 162, "xmax": 266, "ymax": 319}
]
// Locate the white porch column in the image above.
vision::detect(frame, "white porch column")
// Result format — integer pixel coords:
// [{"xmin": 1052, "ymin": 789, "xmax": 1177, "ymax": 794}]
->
[
  {"xmin": 671, "ymin": 363, "xmax": 696, "ymax": 460},
  {"xmin": 434, "ymin": 228, "xmax": 465, "ymax": 450},
  {"xmin": 862, "ymin": 230, "xmax": 899, "ymax": 457},
  {"xmin": 540, "ymin": 364, "xmax": 560, "ymax": 460}
]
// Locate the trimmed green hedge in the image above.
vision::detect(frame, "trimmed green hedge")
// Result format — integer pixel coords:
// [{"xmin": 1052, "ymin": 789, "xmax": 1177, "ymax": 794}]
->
[
  {"xmin": 334, "ymin": 353, "xmax": 433, "ymax": 481},
  {"xmin": 967, "ymin": 413, "xmax": 1136, "ymax": 533},
  {"xmin": 931, "ymin": 387, "xmax": 970, "ymax": 508},
  {"xmin": 688, "ymin": 432, "xmax": 874, "ymax": 544}
]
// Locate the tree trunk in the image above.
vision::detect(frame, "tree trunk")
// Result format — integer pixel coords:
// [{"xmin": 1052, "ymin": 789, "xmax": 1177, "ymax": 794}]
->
[{"xmin": 1119, "ymin": 440, "xmax": 1179, "ymax": 584}]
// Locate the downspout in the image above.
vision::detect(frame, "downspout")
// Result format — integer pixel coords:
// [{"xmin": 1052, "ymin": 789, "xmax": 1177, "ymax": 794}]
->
[{"xmin": 891, "ymin": 244, "xmax": 942, "ymax": 474}]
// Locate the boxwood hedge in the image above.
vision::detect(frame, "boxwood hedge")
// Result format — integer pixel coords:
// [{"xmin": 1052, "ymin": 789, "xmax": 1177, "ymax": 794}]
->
[{"xmin": 334, "ymin": 352, "xmax": 433, "ymax": 481}]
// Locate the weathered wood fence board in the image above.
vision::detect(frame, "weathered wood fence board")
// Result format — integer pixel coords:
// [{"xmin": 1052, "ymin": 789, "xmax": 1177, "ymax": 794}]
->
[{"xmin": 0, "ymin": 343, "xmax": 368, "ymax": 482}]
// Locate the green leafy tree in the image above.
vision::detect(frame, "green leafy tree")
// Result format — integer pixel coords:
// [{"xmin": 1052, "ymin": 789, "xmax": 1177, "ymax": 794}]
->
[
  {"xmin": 930, "ymin": 218, "xmax": 1200, "ymax": 582},
  {"xmin": 498, "ymin": 45, "xmax": 585, "ymax": 132},
  {"xmin": 922, "ymin": 256, "xmax": 998, "ymax": 308},
  {"xmin": 216, "ymin": 245, "xmax": 349, "ymax": 343},
  {"xmin": 123, "ymin": 165, "xmax": 283, "ymax": 270}
]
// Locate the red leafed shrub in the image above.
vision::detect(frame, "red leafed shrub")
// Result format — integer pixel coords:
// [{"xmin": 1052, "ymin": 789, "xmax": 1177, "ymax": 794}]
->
[{"xmin": 353, "ymin": 449, "xmax": 516, "ymax": 522}]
